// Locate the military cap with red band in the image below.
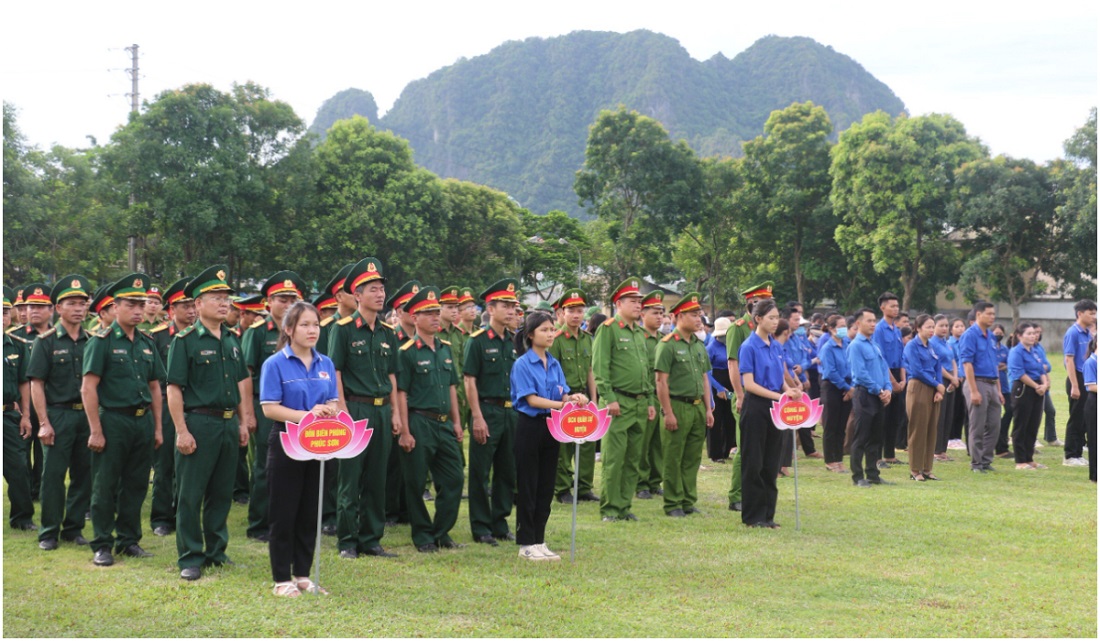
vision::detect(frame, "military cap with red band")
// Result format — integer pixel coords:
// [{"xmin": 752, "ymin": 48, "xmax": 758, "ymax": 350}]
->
[
  {"xmin": 261, "ymin": 270, "xmax": 306, "ymax": 300},
  {"xmin": 343, "ymin": 258, "xmax": 385, "ymax": 294},
  {"xmin": 641, "ymin": 290, "xmax": 665, "ymax": 309},
  {"xmin": 385, "ymin": 281, "xmax": 421, "ymax": 311},
  {"xmin": 233, "ymin": 294, "xmax": 266, "ymax": 313},
  {"xmin": 20, "ymin": 282, "xmax": 52, "ymax": 306},
  {"xmin": 145, "ymin": 284, "xmax": 163, "ymax": 301},
  {"xmin": 50, "ymin": 275, "xmax": 92, "ymax": 304},
  {"xmin": 553, "ymin": 287, "xmax": 588, "ymax": 310},
  {"xmin": 91, "ymin": 285, "xmax": 115, "ymax": 314},
  {"xmin": 312, "ymin": 290, "xmax": 338, "ymax": 311},
  {"xmin": 457, "ymin": 287, "xmax": 476, "ymax": 305},
  {"xmin": 671, "ymin": 291, "xmax": 703, "ymax": 315},
  {"xmin": 164, "ymin": 276, "xmax": 193, "ymax": 306},
  {"xmin": 740, "ymin": 280, "xmax": 774, "ymax": 301},
  {"xmin": 406, "ymin": 286, "xmax": 441, "ymax": 314},
  {"xmin": 610, "ymin": 277, "xmax": 643, "ymax": 304},
  {"xmin": 439, "ymin": 286, "xmax": 461, "ymax": 305},
  {"xmin": 479, "ymin": 278, "xmax": 520, "ymax": 304}
]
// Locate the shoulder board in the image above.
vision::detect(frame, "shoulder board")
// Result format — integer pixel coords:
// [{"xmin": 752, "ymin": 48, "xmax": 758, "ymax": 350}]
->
[
  {"xmin": 95, "ymin": 328, "xmax": 111, "ymax": 338},
  {"xmin": 470, "ymin": 328, "xmax": 486, "ymax": 338},
  {"xmin": 734, "ymin": 318, "xmax": 745, "ymax": 326},
  {"xmin": 37, "ymin": 327, "xmax": 58, "ymax": 339},
  {"xmin": 4, "ymin": 326, "xmax": 18, "ymax": 335},
  {"xmin": 602, "ymin": 317, "xmax": 616, "ymax": 326},
  {"xmin": 439, "ymin": 339, "xmax": 451, "ymax": 346},
  {"xmin": 150, "ymin": 323, "xmax": 170, "ymax": 333},
  {"xmin": 380, "ymin": 321, "xmax": 394, "ymax": 330},
  {"xmin": 249, "ymin": 318, "xmax": 266, "ymax": 329},
  {"xmin": 8, "ymin": 333, "xmax": 31, "ymax": 344},
  {"xmin": 553, "ymin": 329, "xmax": 564, "ymax": 338},
  {"xmin": 139, "ymin": 328, "xmax": 153, "ymax": 339},
  {"xmin": 399, "ymin": 338, "xmax": 417, "ymax": 351},
  {"xmin": 320, "ymin": 316, "xmax": 335, "ymax": 327},
  {"xmin": 336, "ymin": 315, "xmax": 355, "ymax": 326},
  {"xmin": 177, "ymin": 325, "xmax": 196, "ymax": 337},
  {"xmin": 661, "ymin": 333, "xmax": 676, "ymax": 342},
  {"xmin": 229, "ymin": 326, "xmax": 241, "ymax": 337}
]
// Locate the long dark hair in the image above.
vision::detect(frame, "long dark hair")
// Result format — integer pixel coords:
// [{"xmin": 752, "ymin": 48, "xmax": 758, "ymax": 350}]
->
[
  {"xmin": 276, "ymin": 301, "xmax": 320, "ymax": 352},
  {"xmin": 514, "ymin": 311, "xmax": 555, "ymax": 357}
]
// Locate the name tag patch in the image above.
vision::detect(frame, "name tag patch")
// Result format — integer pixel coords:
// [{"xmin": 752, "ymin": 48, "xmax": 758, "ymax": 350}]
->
[{"xmin": 200, "ymin": 349, "xmax": 217, "ymax": 356}]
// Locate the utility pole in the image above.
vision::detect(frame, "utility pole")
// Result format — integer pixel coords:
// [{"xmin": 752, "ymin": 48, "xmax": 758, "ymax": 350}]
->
[{"xmin": 124, "ymin": 44, "xmax": 139, "ymax": 271}]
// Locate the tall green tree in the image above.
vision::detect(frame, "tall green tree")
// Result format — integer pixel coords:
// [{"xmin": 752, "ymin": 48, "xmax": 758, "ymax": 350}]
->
[
  {"xmin": 518, "ymin": 210, "xmax": 588, "ymax": 300},
  {"xmin": 831, "ymin": 112, "xmax": 986, "ymax": 311},
  {"xmin": 1048, "ymin": 108, "xmax": 1097, "ymax": 299}
]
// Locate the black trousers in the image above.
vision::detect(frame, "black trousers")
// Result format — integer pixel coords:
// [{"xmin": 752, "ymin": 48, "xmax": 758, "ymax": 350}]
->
[
  {"xmin": 996, "ymin": 390, "xmax": 1013, "ymax": 455},
  {"xmin": 934, "ymin": 389, "xmax": 956, "ymax": 455},
  {"xmin": 1086, "ymin": 392, "xmax": 1096, "ymax": 482},
  {"xmin": 513, "ymin": 412, "xmax": 559, "ymax": 546},
  {"xmin": 1043, "ymin": 393, "xmax": 1057, "ymax": 443},
  {"xmin": 707, "ymin": 369, "xmax": 736, "ymax": 460},
  {"xmin": 266, "ymin": 425, "xmax": 320, "ymax": 583},
  {"xmin": 820, "ymin": 380, "xmax": 850, "ymax": 464},
  {"xmin": 950, "ymin": 385, "xmax": 968, "ymax": 440},
  {"xmin": 1011, "ymin": 385, "xmax": 1044, "ymax": 464},
  {"xmin": 881, "ymin": 368, "xmax": 905, "ymax": 459},
  {"xmin": 850, "ymin": 388, "xmax": 884, "ymax": 482},
  {"xmin": 1064, "ymin": 370, "xmax": 1088, "ymax": 459},
  {"xmin": 740, "ymin": 393, "xmax": 782, "ymax": 525}
]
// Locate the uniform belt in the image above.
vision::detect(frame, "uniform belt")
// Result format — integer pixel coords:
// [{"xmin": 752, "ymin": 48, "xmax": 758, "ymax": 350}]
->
[
  {"xmin": 613, "ymin": 387, "xmax": 647, "ymax": 400},
  {"xmin": 2, "ymin": 403, "xmax": 19, "ymax": 413},
  {"xmin": 188, "ymin": 407, "xmax": 237, "ymax": 419},
  {"xmin": 410, "ymin": 408, "xmax": 448, "ymax": 423},
  {"xmin": 346, "ymin": 394, "xmax": 389, "ymax": 406},
  {"xmin": 670, "ymin": 395, "xmax": 703, "ymax": 405},
  {"xmin": 974, "ymin": 376, "xmax": 998, "ymax": 384},
  {"xmin": 49, "ymin": 402, "xmax": 84, "ymax": 411},
  {"xmin": 481, "ymin": 397, "xmax": 513, "ymax": 409},
  {"xmin": 102, "ymin": 405, "xmax": 150, "ymax": 417}
]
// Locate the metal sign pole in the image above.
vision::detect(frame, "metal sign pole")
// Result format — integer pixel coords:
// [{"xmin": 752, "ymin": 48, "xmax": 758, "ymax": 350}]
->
[
  {"xmin": 311, "ymin": 459, "xmax": 325, "ymax": 594},
  {"xmin": 571, "ymin": 442, "xmax": 580, "ymax": 562},
  {"xmin": 792, "ymin": 433, "xmax": 801, "ymax": 531}
]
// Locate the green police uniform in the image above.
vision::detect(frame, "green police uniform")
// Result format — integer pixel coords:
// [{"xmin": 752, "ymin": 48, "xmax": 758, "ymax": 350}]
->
[
  {"xmin": 3, "ymin": 285, "xmax": 35, "ymax": 529},
  {"xmin": 725, "ymin": 281, "xmax": 773, "ymax": 507},
  {"xmin": 82, "ymin": 274, "xmax": 165, "ymax": 556},
  {"xmin": 137, "ymin": 284, "xmax": 164, "ymax": 331},
  {"xmin": 655, "ymin": 293, "xmax": 711, "ymax": 515},
  {"xmin": 27, "ymin": 275, "xmax": 93, "ymax": 545},
  {"xmin": 397, "ymin": 287, "xmax": 464, "ymax": 549},
  {"xmin": 242, "ymin": 270, "xmax": 306, "ymax": 539},
  {"xmin": 148, "ymin": 276, "xmax": 192, "ymax": 534},
  {"xmin": 549, "ymin": 288, "xmax": 598, "ymax": 500},
  {"xmin": 167, "ymin": 265, "xmax": 249, "ymax": 572},
  {"xmin": 462, "ymin": 280, "xmax": 520, "ymax": 541},
  {"xmin": 329, "ymin": 257, "xmax": 400, "ymax": 555},
  {"xmin": 384, "ymin": 280, "xmax": 420, "ymax": 524},
  {"xmin": 591, "ymin": 277, "xmax": 653, "ymax": 520},
  {"xmin": 636, "ymin": 290, "xmax": 665, "ymax": 496}
]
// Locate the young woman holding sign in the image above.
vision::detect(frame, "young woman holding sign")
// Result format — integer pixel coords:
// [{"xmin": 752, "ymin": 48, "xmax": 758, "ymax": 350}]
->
[
  {"xmin": 509, "ymin": 311, "xmax": 588, "ymax": 561},
  {"xmin": 259, "ymin": 302, "xmax": 338, "ymax": 596}
]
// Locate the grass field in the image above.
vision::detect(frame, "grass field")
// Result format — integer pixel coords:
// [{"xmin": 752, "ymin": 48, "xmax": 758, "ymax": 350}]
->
[{"xmin": 3, "ymin": 359, "xmax": 1095, "ymax": 637}]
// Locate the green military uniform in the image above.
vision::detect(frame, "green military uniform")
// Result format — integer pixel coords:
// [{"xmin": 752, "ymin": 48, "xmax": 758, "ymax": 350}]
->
[
  {"xmin": 636, "ymin": 290, "xmax": 665, "ymax": 496},
  {"xmin": 167, "ymin": 265, "xmax": 248, "ymax": 573},
  {"xmin": 462, "ymin": 279, "xmax": 520, "ymax": 541},
  {"xmin": 3, "ymin": 286, "xmax": 35, "ymax": 529},
  {"xmin": 328, "ymin": 257, "xmax": 400, "ymax": 555},
  {"xmin": 591, "ymin": 277, "xmax": 653, "ymax": 521},
  {"xmin": 14, "ymin": 282, "xmax": 50, "ymax": 503},
  {"xmin": 438, "ymin": 286, "xmax": 470, "ymax": 425},
  {"xmin": 384, "ymin": 280, "xmax": 420, "ymax": 524},
  {"xmin": 230, "ymin": 293, "xmax": 265, "ymax": 503},
  {"xmin": 726, "ymin": 281, "xmax": 773, "ymax": 508},
  {"xmin": 242, "ymin": 270, "xmax": 306, "ymax": 539},
  {"xmin": 397, "ymin": 287, "xmax": 464, "ymax": 549},
  {"xmin": 655, "ymin": 293, "xmax": 711, "ymax": 515},
  {"xmin": 82, "ymin": 274, "xmax": 165, "ymax": 557},
  {"xmin": 315, "ymin": 263, "xmax": 353, "ymax": 533},
  {"xmin": 148, "ymin": 276, "xmax": 192, "ymax": 534},
  {"xmin": 27, "ymin": 276, "xmax": 93, "ymax": 545},
  {"xmin": 137, "ymin": 284, "xmax": 164, "ymax": 331},
  {"xmin": 549, "ymin": 288, "xmax": 598, "ymax": 501}
]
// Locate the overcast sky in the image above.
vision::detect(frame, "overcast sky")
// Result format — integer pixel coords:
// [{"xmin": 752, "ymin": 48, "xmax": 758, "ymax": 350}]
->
[{"xmin": 2, "ymin": 0, "xmax": 1095, "ymax": 164}]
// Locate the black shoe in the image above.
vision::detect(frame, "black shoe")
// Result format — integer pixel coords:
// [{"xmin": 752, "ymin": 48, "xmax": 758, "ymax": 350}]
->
[
  {"xmin": 746, "ymin": 522, "xmax": 771, "ymax": 528},
  {"xmin": 601, "ymin": 516, "xmax": 619, "ymax": 522},
  {"xmin": 438, "ymin": 538, "xmax": 465, "ymax": 549},
  {"xmin": 119, "ymin": 544, "xmax": 153, "ymax": 558},
  {"xmin": 180, "ymin": 566, "xmax": 202, "ymax": 581},
  {"xmin": 867, "ymin": 477, "xmax": 894, "ymax": 485},
  {"xmin": 423, "ymin": 490, "xmax": 434, "ymax": 501},
  {"xmin": 556, "ymin": 493, "xmax": 574, "ymax": 504},
  {"xmin": 622, "ymin": 513, "xmax": 639, "ymax": 522},
  {"xmin": 474, "ymin": 534, "xmax": 499, "ymax": 546},
  {"xmin": 15, "ymin": 522, "xmax": 37, "ymax": 531},
  {"xmin": 321, "ymin": 524, "xmax": 337, "ymax": 536},
  {"xmin": 61, "ymin": 533, "xmax": 89, "ymax": 545},
  {"xmin": 854, "ymin": 479, "xmax": 872, "ymax": 488},
  {"xmin": 233, "ymin": 496, "xmax": 249, "ymax": 506},
  {"xmin": 152, "ymin": 526, "xmax": 173, "ymax": 537},
  {"xmin": 666, "ymin": 509, "xmax": 686, "ymax": 518},
  {"xmin": 684, "ymin": 507, "xmax": 703, "ymax": 515},
  {"xmin": 711, "ymin": 458, "xmax": 727, "ymax": 464},
  {"xmin": 362, "ymin": 546, "xmax": 397, "ymax": 558},
  {"xmin": 876, "ymin": 460, "xmax": 890, "ymax": 469},
  {"xmin": 493, "ymin": 532, "xmax": 516, "ymax": 542},
  {"xmin": 635, "ymin": 490, "xmax": 652, "ymax": 499},
  {"xmin": 417, "ymin": 543, "xmax": 439, "ymax": 553},
  {"xmin": 93, "ymin": 548, "xmax": 114, "ymax": 566},
  {"xmin": 765, "ymin": 521, "xmax": 781, "ymax": 529},
  {"xmin": 339, "ymin": 548, "xmax": 359, "ymax": 559},
  {"xmin": 248, "ymin": 533, "xmax": 270, "ymax": 543},
  {"xmin": 577, "ymin": 491, "xmax": 600, "ymax": 502},
  {"xmin": 39, "ymin": 538, "xmax": 58, "ymax": 551},
  {"xmin": 728, "ymin": 501, "xmax": 742, "ymax": 512},
  {"xmin": 982, "ymin": 464, "xmax": 996, "ymax": 472}
]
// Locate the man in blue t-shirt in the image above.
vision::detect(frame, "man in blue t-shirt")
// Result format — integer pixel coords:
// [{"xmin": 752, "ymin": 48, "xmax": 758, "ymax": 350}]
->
[
  {"xmin": 1062, "ymin": 299, "xmax": 1097, "ymax": 465},
  {"xmin": 848, "ymin": 308, "xmax": 893, "ymax": 487},
  {"xmin": 872, "ymin": 292, "xmax": 906, "ymax": 467},
  {"xmin": 958, "ymin": 301, "xmax": 1004, "ymax": 473}
]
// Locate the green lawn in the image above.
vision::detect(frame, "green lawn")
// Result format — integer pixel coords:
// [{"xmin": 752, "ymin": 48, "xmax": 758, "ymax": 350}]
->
[{"xmin": 4, "ymin": 358, "xmax": 1095, "ymax": 637}]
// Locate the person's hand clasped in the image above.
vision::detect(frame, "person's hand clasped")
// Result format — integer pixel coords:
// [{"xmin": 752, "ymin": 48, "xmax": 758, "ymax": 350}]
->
[{"xmin": 310, "ymin": 404, "xmax": 337, "ymax": 418}]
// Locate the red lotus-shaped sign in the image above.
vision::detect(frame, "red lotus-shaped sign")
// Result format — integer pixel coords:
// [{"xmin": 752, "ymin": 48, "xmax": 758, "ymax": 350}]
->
[
  {"xmin": 281, "ymin": 410, "xmax": 372, "ymax": 461},
  {"xmin": 769, "ymin": 393, "xmax": 823, "ymax": 430},
  {"xmin": 546, "ymin": 402, "xmax": 612, "ymax": 444}
]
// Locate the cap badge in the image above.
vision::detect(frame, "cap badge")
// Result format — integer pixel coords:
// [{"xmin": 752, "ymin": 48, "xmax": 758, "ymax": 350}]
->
[
  {"xmin": 34, "ymin": 288, "xmax": 43, "ymax": 296},
  {"xmin": 133, "ymin": 278, "xmax": 143, "ymax": 288},
  {"xmin": 368, "ymin": 262, "xmax": 376, "ymax": 272},
  {"xmin": 216, "ymin": 270, "xmax": 227, "ymax": 281},
  {"xmin": 71, "ymin": 279, "xmax": 81, "ymax": 288},
  {"xmin": 506, "ymin": 283, "xmax": 515, "ymax": 292},
  {"xmin": 411, "ymin": 285, "xmax": 420, "ymax": 294},
  {"xmin": 427, "ymin": 291, "xmax": 437, "ymax": 300}
]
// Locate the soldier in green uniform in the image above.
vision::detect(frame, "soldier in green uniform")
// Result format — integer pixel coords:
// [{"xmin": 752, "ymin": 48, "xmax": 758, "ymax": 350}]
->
[
  {"xmin": 591, "ymin": 277, "xmax": 655, "ymax": 522},
  {"xmin": 457, "ymin": 288, "xmax": 479, "ymax": 334},
  {"xmin": 438, "ymin": 286, "xmax": 470, "ymax": 422},
  {"xmin": 242, "ymin": 271, "xmax": 305, "ymax": 542},
  {"xmin": 549, "ymin": 288, "xmax": 599, "ymax": 503},
  {"xmin": 3, "ymin": 286, "xmax": 36, "ymax": 531},
  {"xmin": 10, "ymin": 286, "xmax": 29, "ymax": 328},
  {"xmin": 230, "ymin": 293, "xmax": 265, "ymax": 503},
  {"xmin": 233, "ymin": 295, "xmax": 267, "ymax": 335},
  {"xmin": 28, "ymin": 276, "xmax": 93, "ymax": 549},
  {"xmin": 166, "ymin": 265, "xmax": 252, "ymax": 580},
  {"xmin": 726, "ymin": 281, "xmax": 773, "ymax": 512},
  {"xmin": 15, "ymin": 282, "xmax": 53, "ymax": 502},
  {"xmin": 148, "ymin": 277, "xmax": 196, "ymax": 536},
  {"xmin": 139, "ymin": 285, "xmax": 165, "ymax": 330},
  {"xmin": 395, "ymin": 286, "xmax": 464, "ymax": 552},
  {"xmin": 636, "ymin": 290, "xmax": 665, "ymax": 499},
  {"xmin": 655, "ymin": 293, "xmax": 714, "ymax": 517},
  {"xmin": 86, "ymin": 285, "xmax": 117, "ymax": 334},
  {"xmin": 463, "ymin": 279, "xmax": 520, "ymax": 545},
  {"xmin": 384, "ymin": 280, "xmax": 420, "ymax": 522},
  {"xmin": 315, "ymin": 263, "xmax": 354, "ymax": 536},
  {"xmin": 81, "ymin": 273, "xmax": 165, "ymax": 566},
  {"xmin": 329, "ymin": 258, "xmax": 401, "ymax": 558}
]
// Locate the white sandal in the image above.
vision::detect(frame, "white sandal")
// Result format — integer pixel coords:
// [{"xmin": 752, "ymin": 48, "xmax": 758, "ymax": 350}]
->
[
  {"xmin": 294, "ymin": 576, "xmax": 329, "ymax": 595},
  {"xmin": 273, "ymin": 581, "xmax": 300, "ymax": 597}
]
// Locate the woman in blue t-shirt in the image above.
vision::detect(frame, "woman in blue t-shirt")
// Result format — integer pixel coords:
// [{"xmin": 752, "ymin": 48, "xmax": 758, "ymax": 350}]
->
[{"xmin": 1007, "ymin": 323, "xmax": 1050, "ymax": 470}]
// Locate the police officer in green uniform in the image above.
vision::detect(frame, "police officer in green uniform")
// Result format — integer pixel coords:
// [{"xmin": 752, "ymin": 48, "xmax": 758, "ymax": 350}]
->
[
  {"xmin": 28, "ymin": 275, "xmax": 93, "ymax": 549},
  {"xmin": 15, "ymin": 282, "xmax": 52, "ymax": 502},
  {"xmin": 395, "ymin": 286, "xmax": 465, "ymax": 552},
  {"xmin": 591, "ymin": 278, "xmax": 655, "ymax": 522},
  {"xmin": 549, "ymin": 288, "xmax": 599, "ymax": 503},
  {"xmin": 636, "ymin": 290, "xmax": 665, "ymax": 499},
  {"xmin": 328, "ymin": 257, "xmax": 402, "ymax": 559},
  {"xmin": 166, "ymin": 265, "xmax": 252, "ymax": 581},
  {"xmin": 3, "ymin": 286, "xmax": 36, "ymax": 531},
  {"xmin": 463, "ymin": 279, "xmax": 520, "ymax": 545},
  {"xmin": 654, "ymin": 293, "xmax": 714, "ymax": 517},
  {"xmin": 139, "ymin": 285, "xmax": 165, "ymax": 330},
  {"xmin": 384, "ymin": 280, "xmax": 420, "ymax": 523},
  {"xmin": 726, "ymin": 281, "xmax": 773, "ymax": 512},
  {"xmin": 315, "ymin": 263, "xmax": 355, "ymax": 536},
  {"xmin": 243, "ymin": 270, "xmax": 305, "ymax": 542},
  {"xmin": 148, "ymin": 277, "xmax": 196, "ymax": 536},
  {"xmin": 81, "ymin": 273, "xmax": 165, "ymax": 566}
]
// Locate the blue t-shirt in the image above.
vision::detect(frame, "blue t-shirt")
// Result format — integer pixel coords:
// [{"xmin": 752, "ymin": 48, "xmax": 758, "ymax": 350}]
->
[
  {"xmin": 509, "ymin": 348, "xmax": 569, "ymax": 418},
  {"xmin": 818, "ymin": 336, "xmax": 851, "ymax": 392},
  {"xmin": 1063, "ymin": 323, "xmax": 1095, "ymax": 373},
  {"xmin": 947, "ymin": 336, "xmax": 965, "ymax": 381},
  {"xmin": 995, "ymin": 341, "xmax": 1010, "ymax": 393},
  {"xmin": 872, "ymin": 318, "xmax": 903, "ymax": 370},
  {"xmin": 929, "ymin": 336, "xmax": 956, "ymax": 379},
  {"xmin": 259, "ymin": 346, "xmax": 339, "ymax": 412},
  {"xmin": 783, "ymin": 338, "xmax": 808, "ymax": 383},
  {"xmin": 738, "ymin": 332, "xmax": 786, "ymax": 393},
  {"xmin": 849, "ymin": 334, "xmax": 891, "ymax": 394},
  {"xmin": 903, "ymin": 337, "xmax": 942, "ymax": 389},
  {"xmin": 1084, "ymin": 353, "xmax": 1097, "ymax": 389},
  {"xmin": 1008, "ymin": 344, "xmax": 1046, "ymax": 387},
  {"xmin": 1034, "ymin": 343, "xmax": 1052, "ymax": 376},
  {"xmin": 957, "ymin": 324, "xmax": 999, "ymax": 379}
]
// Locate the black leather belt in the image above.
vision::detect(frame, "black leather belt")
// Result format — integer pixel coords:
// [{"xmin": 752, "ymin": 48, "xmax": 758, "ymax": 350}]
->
[
  {"xmin": 102, "ymin": 405, "xmax": 150, "ymax": 417},
  {"xmin": 49, "ymin": 402, "xmax": 84, "ymax": 411},
  {"xmin": 347, "ymin": 394, "xmax": 389, "ymax": 406},
  {"xmin": 188, "ymin": 407, "xmax": 237, "ymax": 419},
  {"xmin": 670, "ymin": 395, "xmax": 703, "ymax": 405},
  {"xmin": 410, "ymin": 408, "xmax": 448, "ymax": 423},
  {"xmin": 480, "ymin": 397, "xmax": 513, "ymax": 409},
  {"xmin": 613, "ymin": 387, "xmax": 647, "ymax": 400},
  {"xmin": 974, "ymin": 376, "xmax": 998, "ymax": 384}
]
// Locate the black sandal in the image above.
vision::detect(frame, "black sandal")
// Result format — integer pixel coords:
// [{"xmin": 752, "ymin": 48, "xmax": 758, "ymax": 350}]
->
[{"xmin": 909, "ymin": 473, "xmax": 926, "ymax": 482}]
